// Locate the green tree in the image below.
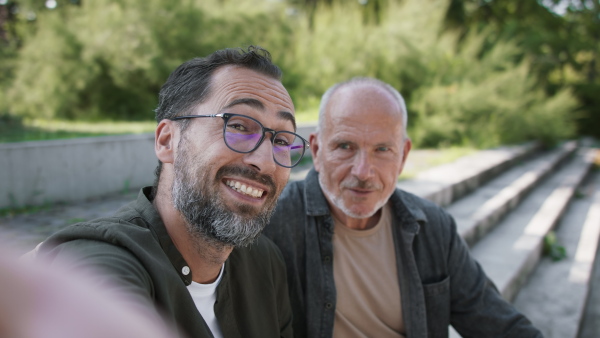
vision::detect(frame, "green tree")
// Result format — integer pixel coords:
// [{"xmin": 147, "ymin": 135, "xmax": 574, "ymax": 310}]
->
[
  {"xmin": 2, "ymin": 0, "xmax": 580, "ymax": 148},
  {"xmin": 6, "ymin": 0, "xmax": 295, "ymax": 120},
  {"xmin": 444, "ymin": 0, "xmax": 600, "ymax": 137}
]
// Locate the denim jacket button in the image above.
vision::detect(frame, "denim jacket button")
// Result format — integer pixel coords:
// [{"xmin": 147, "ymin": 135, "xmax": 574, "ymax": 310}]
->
[
  {"xmin": 325, "ymin": 302, "xmax": 333, "ymax": 309},
  {"xmin": 323, "ymin": 256, "xmax": 331, "ymax": 262}
]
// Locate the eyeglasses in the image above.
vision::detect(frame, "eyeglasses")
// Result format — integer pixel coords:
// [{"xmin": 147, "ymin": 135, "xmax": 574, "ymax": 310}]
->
[{"xmin": 170, "ymin": 113, "xmax": 310, "ymax": 168}]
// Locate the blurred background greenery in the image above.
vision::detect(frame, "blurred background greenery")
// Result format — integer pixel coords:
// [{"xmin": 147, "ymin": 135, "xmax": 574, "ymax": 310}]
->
[{"xmin": 0, "ymin": 0, "xmax": 598, "ymax": 148}]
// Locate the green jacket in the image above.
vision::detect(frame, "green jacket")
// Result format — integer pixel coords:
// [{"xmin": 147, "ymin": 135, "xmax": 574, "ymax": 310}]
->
[{"xmin": 39, "ymin": 187, "xmax": 293, "ymax": 338}]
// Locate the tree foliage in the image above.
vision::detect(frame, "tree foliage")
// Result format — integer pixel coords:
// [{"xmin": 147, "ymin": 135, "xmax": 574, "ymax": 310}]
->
[
  {"xmin": 446, "ymin": 0, "xmax": 600, "ymax": 138},
  {"xmin": 4, "ymin": 0, "xmax": 295, "ymax": 120},
  {"xmin": 0, "ymin": 0, "xmax": 593, "ymax": 147}
]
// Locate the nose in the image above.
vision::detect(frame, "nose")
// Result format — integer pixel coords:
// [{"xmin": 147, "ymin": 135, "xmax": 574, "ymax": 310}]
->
[
  {"xmin": 351, "ymin": 150, "xmax": 374, "ymax": 181},
  {"xmin": 243, "ymin": 135, "xmax": 278, "ymax": 174}
]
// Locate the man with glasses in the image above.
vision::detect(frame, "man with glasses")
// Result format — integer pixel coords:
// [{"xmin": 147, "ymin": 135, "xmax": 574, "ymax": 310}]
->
[
  {"xmin": 264, "ymin": 77, "xmax": 542, "ymax": 337},
  {"xmin": 33, "ymin": 46, "xmax": 307, "ymax": 338}
]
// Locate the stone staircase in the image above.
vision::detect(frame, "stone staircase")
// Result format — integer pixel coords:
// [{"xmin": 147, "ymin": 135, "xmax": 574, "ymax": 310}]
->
[
  {"xmin": 2, "ymin": 132, "xmax": 598, "ymax": 337},
  {"xmin": 396, "ymin": 140, "xmax": 600, "ymax": 337}
]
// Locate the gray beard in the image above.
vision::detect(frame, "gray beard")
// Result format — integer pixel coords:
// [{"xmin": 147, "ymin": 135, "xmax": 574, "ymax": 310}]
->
[
  {"xmin": 171, "ymin": 144, "xmax": 277, "ymax": 248},
  {"xmin": 318, "ymin": 172, "xmax": 388, "ymax": 219}
]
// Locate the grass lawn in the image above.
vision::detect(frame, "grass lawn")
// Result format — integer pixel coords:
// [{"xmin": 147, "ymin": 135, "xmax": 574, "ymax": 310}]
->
[
  {"xmin": 0, "ymin": 110, "xmax": 320, "ymax": 143},
  {"xmin": 0, "ymin": 117, "xmax": 157, "ymax": 143}
]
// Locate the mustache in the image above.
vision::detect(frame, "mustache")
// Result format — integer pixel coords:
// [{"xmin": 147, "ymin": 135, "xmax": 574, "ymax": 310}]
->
[
  {"xmin": 215, "ymin": 165, "xmax": 277, "ymax": 192},
  {"xmin": 341, "ymin": 177, "xmax": 382, "ymax": 190}
]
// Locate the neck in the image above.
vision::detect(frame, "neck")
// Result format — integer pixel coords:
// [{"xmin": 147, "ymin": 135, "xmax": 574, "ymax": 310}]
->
[
  {"xmin": 330, "ymin": 206, "xmax": 382, "ymax": 230},
  {"xmin": 186, "ymin": 236, "xmax": 233, "ymax": 284},
  {"xmin": 153, "ymin": 186, "xmax": 233, "ymax": 284}
]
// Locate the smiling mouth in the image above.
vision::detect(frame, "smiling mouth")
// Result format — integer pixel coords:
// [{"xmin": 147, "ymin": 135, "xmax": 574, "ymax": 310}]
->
[{"xmin": 226, "ymin": 180, "xmax": 265, "ymax": 198}]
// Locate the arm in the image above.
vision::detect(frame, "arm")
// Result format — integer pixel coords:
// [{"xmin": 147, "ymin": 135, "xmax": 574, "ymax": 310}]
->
[{"xmin": 1, "ymin": 245, "xmax": 175, "ymax": 338}]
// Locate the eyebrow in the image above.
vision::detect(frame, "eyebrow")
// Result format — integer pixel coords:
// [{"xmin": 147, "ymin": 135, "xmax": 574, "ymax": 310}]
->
[
  {"xmin": 225, "ymin": 98, "xmax": 264, "ymax": 111},
  {"xmin": 224, "ymin": 98, "xmax": 297, "ymax": 131}
]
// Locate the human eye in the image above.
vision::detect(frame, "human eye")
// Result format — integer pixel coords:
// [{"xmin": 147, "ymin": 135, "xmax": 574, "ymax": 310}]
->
[
  {"xmin": 376, "ymin": 146, "xmax": 390, "ymax": 152},
  {"xmin": 330, "ymin": 139, "xmax": 354, "ymax": 154},
  {"xmin": 228, "ymin": 122, "xmax": 247, "ymax": 132},
  {"xmin": 273, "ymin": 133, "xmax": 293, "ymax": 147},
  {"xmin": 226, "ymin": 116, "xmax": 256, "ymax": 133}
]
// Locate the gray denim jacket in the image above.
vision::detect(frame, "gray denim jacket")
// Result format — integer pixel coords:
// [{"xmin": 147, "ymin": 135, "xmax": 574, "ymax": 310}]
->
[{"xmin": 264, "ymin": 169, "xmax": 542, "ymax": 338}]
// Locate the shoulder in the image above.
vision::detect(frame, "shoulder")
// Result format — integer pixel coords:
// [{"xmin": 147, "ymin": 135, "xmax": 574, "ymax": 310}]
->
[
  {"xmin": 36, "ymin": 214, "xmax": 161, "ymax": 280},
  {"xmin": 394, "ymin": 188, "xmax": 446, "ymax": 213},
  {"xmin": 41, "ymin": 215, "xmax": 153, "ymax": 252},
  {"xmin": 36, "ymin": 229, "xmax": 156, "ymax": 299},
  {"xmin": 276, "ymin": 179, "xmax": 306, "ymax": 207},
  {"xmin": 265, "ymin": 180, "xmax": 307, "ymax": 236},
  {"xmin": 395, "ymin": 188, "xmax": 452, "ymax": 216},
  {"xmin": 391, "ymin": 188, "xmax": 456, "ymax": 235},
  {"xmin": 228, "ymin": 235, "xmax": 287, "ymax": 277},
  {"xmin": 233, "ymin": 235, "xmax": 284, "ymax": 263}
]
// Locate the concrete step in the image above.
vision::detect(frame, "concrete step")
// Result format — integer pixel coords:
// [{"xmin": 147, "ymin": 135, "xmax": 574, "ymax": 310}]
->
[
  {"xmin": 448, "ymin": 147, "xmax": 596, "ymax": 337},
  {"xmin": 469, "ymin": 147, "xmax": 595, "ymax": 302},
  {"xmin": 512, "ymin": 166, "xmax": 600, "ymax": 338},
  {"xmin": 578, "ymin": 202, "xmax": 600, "ymax": 338},
  {"xmin": 447, "ymin": 141, "xmax": 577, "ymax": 247},
  {"xmin": 398, "ymin": 141, "xmax": 543, "ymax": 207}
]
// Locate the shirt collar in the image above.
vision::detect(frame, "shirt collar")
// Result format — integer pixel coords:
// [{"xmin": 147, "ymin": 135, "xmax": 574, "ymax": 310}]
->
[{"xmin": 136, "ymin": 187, "xmax": 193, "ymax": 285}]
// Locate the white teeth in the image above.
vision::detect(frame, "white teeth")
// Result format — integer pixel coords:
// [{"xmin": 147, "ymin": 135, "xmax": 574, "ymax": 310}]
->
[{"xmin": 226, "ymin": 180, "xmax": 263, "ymax": 198}]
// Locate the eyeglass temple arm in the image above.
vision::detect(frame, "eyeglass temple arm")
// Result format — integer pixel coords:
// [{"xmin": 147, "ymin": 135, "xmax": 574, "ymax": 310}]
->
[{"xmin": 170, "ymin": 114, "xmax": 223, "ymax": 121}]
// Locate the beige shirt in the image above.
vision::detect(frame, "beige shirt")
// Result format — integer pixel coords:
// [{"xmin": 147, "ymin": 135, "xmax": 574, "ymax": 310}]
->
[{"xmin": 332, "ymin": 203, "xmax": 406, "ymax": 338}]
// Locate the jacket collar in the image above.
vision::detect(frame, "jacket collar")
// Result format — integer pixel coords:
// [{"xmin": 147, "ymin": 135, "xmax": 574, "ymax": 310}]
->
[
  {"xmin": 303, "ymin": 168, "xmax": 334, "ymax": 216},
  {"xmin": 389, "ymin": 190, "xmax": 425, "ymax": 235}
]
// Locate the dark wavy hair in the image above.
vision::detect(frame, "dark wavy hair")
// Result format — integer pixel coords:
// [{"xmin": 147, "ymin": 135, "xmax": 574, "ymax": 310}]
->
[{"xmin": 151, "ymin": 46, "xmax": 283, "ymax": 198}]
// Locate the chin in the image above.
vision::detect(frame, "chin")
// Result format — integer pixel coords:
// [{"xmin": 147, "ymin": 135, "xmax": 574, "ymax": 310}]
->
[{"xmin": 343, "ymin": 205, "xmax": 378, "ymax": 219}]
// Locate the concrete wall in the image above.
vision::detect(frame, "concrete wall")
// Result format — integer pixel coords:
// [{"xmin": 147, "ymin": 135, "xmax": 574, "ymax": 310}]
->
[
  {"xmin": 0, "ymin": 123, "xmax": 317, "ymax": 209},
  {"xmin": 0, "ymin": 134, "xmax": 156, "ymax": 209}
]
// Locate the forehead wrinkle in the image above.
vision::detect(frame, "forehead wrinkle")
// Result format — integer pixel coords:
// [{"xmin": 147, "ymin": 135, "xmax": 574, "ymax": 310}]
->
[
  {"xmin": 217, "ymin": 83, "xmax": 292, "ymax": 111},
  {"xmin": 224, "ymin": 98, "xmax": 265, "ymax": 111},
  {"xmin": 232, "ymin": 87, "xmax": 292, "ymax": 109},
  {"xmin": 211, "ymin": 67, "xmax": 295, "ymax": 132}
]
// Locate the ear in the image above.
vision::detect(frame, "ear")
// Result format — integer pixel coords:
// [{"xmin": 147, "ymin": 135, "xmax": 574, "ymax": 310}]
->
[
  {"xmin": 397, "ymin": 137, "xmax": 413, "ymax": 175},
  {"xmin": 309, "ymin": 132, "xmax": 321, "ymax": 172},
  {"xmin": 155, "ymin": 120, "xmax": 176, "ymax": 164}
]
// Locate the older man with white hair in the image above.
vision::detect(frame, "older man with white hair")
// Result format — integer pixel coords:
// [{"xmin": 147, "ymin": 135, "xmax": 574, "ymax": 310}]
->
[{"xmin": 264, "ymin": 77, "xmax": 542, "ymax": 338}]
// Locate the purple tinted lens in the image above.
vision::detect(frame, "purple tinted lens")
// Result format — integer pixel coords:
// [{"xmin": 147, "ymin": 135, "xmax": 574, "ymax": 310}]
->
[
  {"xmin": 225, "ymin": 131, "xmax": 262, "ymax": 152},
  {"xmin": 223, "ymin": 115, "xmax": 305, "ymax": 167},
  {"xmin": 273, "ymin": 137, "xmax": 305, "ymax": 167}
]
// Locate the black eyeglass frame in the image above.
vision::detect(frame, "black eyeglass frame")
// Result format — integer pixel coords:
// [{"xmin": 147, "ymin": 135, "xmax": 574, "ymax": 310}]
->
[{"xmin": 170, "ymin": 113, "xmax": 310, "ymax": 168}]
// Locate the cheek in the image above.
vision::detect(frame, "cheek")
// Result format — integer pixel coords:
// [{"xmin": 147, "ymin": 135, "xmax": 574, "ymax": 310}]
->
[
  {"xmin": 317, "ymin": 150, "xmax": 347, "ymax": 172},
  {"xmin": 274, "ymin": 169, "xmax": 290, "ymax": 191},
  {"xmin": 320, "ymin": 166, "xmax": 347, "ymax": 191},
  {"xmin": 380, "ymin": 164, "xmax": 404, "ymax": 189}
]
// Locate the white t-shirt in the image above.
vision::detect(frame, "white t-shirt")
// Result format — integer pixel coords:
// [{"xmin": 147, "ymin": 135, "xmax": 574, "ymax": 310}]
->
[{"xmin": 186, "ymin": 264, "xmax": 225, "ymax": 338}]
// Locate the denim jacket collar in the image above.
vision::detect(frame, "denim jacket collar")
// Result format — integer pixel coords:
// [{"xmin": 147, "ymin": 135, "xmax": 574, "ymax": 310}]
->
[{"xmin": 303, "ymin": 168, "xmax": 333, "ymax": 216}]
